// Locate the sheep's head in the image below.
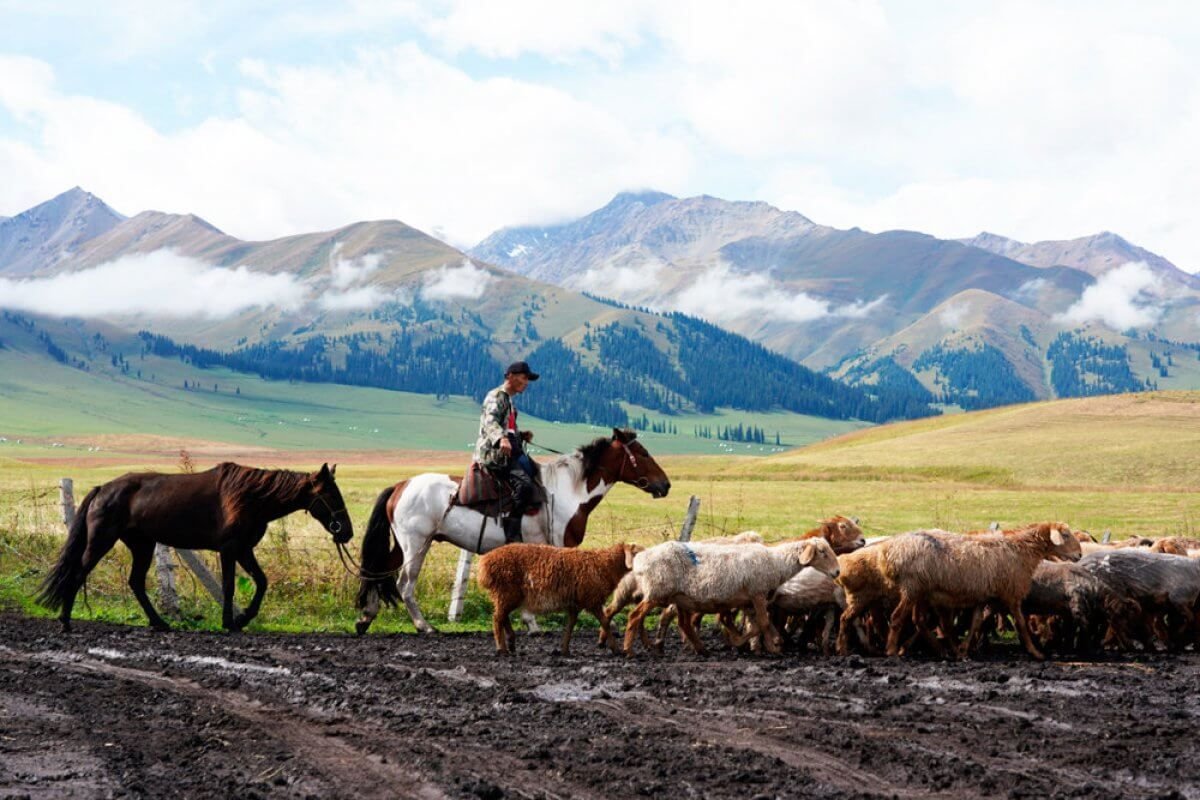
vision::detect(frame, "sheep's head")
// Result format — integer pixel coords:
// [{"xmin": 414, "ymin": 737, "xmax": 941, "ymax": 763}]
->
[
  {"xmin": 1041, "ymin": 522, "xmax": 1082, "ymax": 562},
  {"xmin": 818, "ymin": 515, "xmax": 866, "ymax": 554},
  {"xmin": 622, "ymin": 543, "xmax": 645, "ymax": 570},
  {"xmin": 793, "ymin": 538, "xmax": 840, "ymax": 579},
  {"xmin": 1073, "ymin": 529, "xmax": 1098, "ymax": 543},
  {"xmin": 1151, "ymin": 538, "xmax": 1188, "ymax": 556}
]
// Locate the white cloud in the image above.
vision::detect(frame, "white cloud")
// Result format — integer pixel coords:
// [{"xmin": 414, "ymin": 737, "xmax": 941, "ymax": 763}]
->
[
  {"xmin": 1057, "ymin": 261, "xmax": 1165, "ymax": 330},
  {"xmin": 672, "ymin": 264, "xmax": 882, "ymax": 325},
  {"xmin": 939, "ymin": 300, "xmax": 970, "ymax": 330},
  {"xmin": 0, "ymin": 250, "xmax": 307, "ymax": 318},
  {"xmin": 421, "ymin": 260, "xmax": 494, "ymax": 301},
  {"xmin": 318, "ymin": 285, "xmax": 391, "ymax": 311},
  {"xmin": 327, "ymin": 243, "xmax": 384, "ymax": 289},
  {"xmin": 572, "ymin": 260, "xmax": 665, "ymax": 297}
]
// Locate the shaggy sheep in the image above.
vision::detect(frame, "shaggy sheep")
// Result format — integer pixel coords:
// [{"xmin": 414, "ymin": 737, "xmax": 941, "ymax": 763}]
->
[
  {"xmin": 881, "ymin": 522, "xmax": 1081, "ymax": 660},
  {"xmin": 1150, "ymin": 537, "xmax": 1200, "ymax": 556},
  {"xmin": 770, "ymin": 567, "xmax": 846, "ymax": 655},
  {"xmin": 835, "ymin": 538, "xmax": 902, "ymax": 655},
  {"xmin": 1024, "ymin": 560, "xmax": 1136, "ymax": 653},
  {"xmin": 478, "ymin": 542, "xmax": 642, "ymax": 655},
  {"xmin": 597, "ymin": 530, "xmax": 763, "ymax": 648},
  {"xmin": 1080, "ymin": 549, "xmax": 1200, "ymax": 650},
  {"xmin": 1079, "ymin": 537, "xmax": 1154, "ymax": 556},
  {"xmin": 622, "ymin": 538, "xmax": 840, "ymax": 656}
]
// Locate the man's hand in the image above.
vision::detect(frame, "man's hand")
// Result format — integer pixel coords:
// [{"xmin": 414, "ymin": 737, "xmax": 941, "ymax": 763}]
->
[
  {"xmin": 521, "ymin": 430, "xmax": 534, "ymax": 443},
  {"xmin": 500, "ymin": 437, "xmax": 513, "ymax": 455}
]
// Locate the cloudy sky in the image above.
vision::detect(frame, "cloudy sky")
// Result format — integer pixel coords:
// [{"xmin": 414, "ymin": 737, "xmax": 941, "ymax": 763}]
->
[{"xmin": 1, "ymin": 1, "xmax": 1196, "ymax": 270}]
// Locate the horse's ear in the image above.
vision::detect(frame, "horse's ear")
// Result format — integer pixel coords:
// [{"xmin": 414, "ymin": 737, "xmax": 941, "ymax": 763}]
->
[
  {"xmin": 613, "ymin": 428, "xmax": 636, "ymax": 443},
  {"xmin": 319, "ymin": 463, "xmax": 331, "ymax": 477},
  {"xmin": 330, "ymin": 463, "xmax": 337, "ymax": 477}
]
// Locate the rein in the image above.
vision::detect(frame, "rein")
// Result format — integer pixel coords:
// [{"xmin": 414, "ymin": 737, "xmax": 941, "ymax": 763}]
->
[
  {"xmin": 334, "ymin": 539, "xmax": 407, "ymax": 581},
  {"xmin": 307, "ymin": 493, "xmax": 349, "ymax": 538}
]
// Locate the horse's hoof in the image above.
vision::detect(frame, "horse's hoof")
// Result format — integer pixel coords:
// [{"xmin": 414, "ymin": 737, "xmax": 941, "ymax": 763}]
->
[
  {"xmin": 59, "ymin": 622, "xmax": 72, "ymax": 634},
  {"xmin": 355, "ymin": 620, "xmax": 372, "ymax": 636},
  {"xmin": 416, "ymin": 625, "xmax": 438, "ymax": 635},
  {"xmin": 151, "ymin": 623, "xmax": 171, "ymax": 633}
]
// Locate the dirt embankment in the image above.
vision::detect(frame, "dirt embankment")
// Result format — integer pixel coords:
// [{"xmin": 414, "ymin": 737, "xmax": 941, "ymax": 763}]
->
[{"xmin": 1, "ymin": 614, "xmax": 1197, "ymax": 799}]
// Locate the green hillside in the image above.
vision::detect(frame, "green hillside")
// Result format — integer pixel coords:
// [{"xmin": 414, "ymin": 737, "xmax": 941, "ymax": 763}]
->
[{"xmin": 0, "ymin": 344, "xmax": 862, "ymax": 457}]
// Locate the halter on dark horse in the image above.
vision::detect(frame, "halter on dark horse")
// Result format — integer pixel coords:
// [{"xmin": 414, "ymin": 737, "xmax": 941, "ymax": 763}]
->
[{"xmin": 37, "ymin": 462, "xmax": 352, "ymax": 633}]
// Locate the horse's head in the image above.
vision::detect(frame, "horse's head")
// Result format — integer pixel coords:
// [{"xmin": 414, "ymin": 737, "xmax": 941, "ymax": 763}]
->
[
  {"xmin": 308, "ymin": 463, "xmax": 353, "ymax": 544},
  {"xmin": 606, "ymin": 428, "xmax": 671, "ymax": 498}
]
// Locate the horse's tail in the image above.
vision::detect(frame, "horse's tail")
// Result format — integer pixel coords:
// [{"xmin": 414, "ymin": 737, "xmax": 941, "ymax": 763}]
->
[
  {"xmin": 36, "ymin": 486, "xmax": 100, "ymax": 611},
  {"xmin": 357, "ymin": 485, "xmax": 403, "ymax": 611}
]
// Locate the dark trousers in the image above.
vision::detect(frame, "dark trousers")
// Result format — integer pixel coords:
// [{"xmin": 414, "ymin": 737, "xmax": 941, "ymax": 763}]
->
[{"xmin": 504, "ymin": 464, "xmax": 535, "ymax": 517}]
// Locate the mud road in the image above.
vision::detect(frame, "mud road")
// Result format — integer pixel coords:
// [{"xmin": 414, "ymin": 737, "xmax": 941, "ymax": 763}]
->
[{"xmin": 1, "ymin": 613, "xmax": 1196, "ymax": 799}]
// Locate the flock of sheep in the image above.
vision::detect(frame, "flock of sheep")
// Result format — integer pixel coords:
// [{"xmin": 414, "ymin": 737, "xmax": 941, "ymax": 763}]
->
[{"xmin": 476, "ymin": 517, "xmax": 1200, "ymax": 660}]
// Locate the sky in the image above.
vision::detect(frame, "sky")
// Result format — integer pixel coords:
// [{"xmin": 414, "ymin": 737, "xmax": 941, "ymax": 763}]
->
[{"xmin": 1, "ymin": 1, "xmax": 1197, "ymax": 270}]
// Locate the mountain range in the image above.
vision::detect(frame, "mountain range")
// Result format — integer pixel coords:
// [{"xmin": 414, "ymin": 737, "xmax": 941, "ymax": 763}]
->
[
  {"xmin": 3, "ymin": 186, "xmax": 1198, "ymax": 430},
  {"xmin": 472, "ymin": 191, "xmax": 1200, "ymax": 406}
]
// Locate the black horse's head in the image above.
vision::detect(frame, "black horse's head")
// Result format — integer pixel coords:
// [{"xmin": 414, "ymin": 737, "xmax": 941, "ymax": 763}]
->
[{"xmin": 308, "ymin": 463, "xmax": 353, "ymax": 544}]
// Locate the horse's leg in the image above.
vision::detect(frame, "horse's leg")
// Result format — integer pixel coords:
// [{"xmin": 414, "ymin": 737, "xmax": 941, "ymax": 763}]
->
[
  {"xmin": 397, "ymin": 538, "xmax": 437, "ymax": 634},
  {"xmin": 560, "ymin": 609, "xmax": 579, "ymax": 655},
  {"xmin": 125, "ymin": 539, "xmax": 170, "ymax": 631},
  {"xmin": 219, "ymin": 548, "xmax": 239, "ymax": 631},
  {"xmin": 233, "ymin": 547, "xmax": 268, "ymax": 630},
  {"xmin": 60, "ymin": 524, "xmax": 121, "ymax": 633}
]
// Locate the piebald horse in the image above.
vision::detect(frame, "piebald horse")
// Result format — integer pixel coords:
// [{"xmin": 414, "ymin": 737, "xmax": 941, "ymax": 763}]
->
[{"xmin": 356, "ymin": 428, "xmax": 670, "ymax": 634}]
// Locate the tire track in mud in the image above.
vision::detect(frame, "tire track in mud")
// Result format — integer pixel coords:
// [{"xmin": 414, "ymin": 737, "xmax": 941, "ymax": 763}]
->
[{"xmin": 4, "ymin": 614, "xmax": 1200, "ymax": 800}]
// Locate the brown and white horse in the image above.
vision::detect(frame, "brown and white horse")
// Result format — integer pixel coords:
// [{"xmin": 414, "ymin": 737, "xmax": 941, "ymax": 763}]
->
[{"xmin": 356, "ymin": 428, "xmax": 670, "ymax": 634}]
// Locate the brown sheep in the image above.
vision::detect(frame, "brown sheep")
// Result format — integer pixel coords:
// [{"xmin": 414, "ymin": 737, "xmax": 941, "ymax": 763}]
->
[
  {"xmin": 478, "ymin": 542, "xmax": 642, "ymax": 655},
  {"xmin": 836, "ymin": 540, "xmax": 901, "ymax": 655},
  {"xmin": 1151, "ymin": 537, "xmax": 1200, "ymax": 556},
  {"xmin": 881, "ymin": 522, "xmax": 1081, "ymax": 660},
  {"xmin": 796, "ymin": 516, "xmax": 866, "ymax": 554}
]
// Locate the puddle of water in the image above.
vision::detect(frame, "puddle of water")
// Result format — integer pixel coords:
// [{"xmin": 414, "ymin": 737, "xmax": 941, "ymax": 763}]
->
[
  {"xmin": 86, "ymin": 646, "xmax": 291, "ymax": 676},
  {"xmin": 419, "ymin": 666, "xmax": 498, "ymax": 690},
  {"xmin": 529, "ymin": 679, "xmax": 649, "ymax": 703}
]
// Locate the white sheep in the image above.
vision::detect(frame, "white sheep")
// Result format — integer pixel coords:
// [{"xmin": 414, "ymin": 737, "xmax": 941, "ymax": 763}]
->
[
  {"xmin": 622, "ymin": 538, "xmax": 840, "ymax": 656},
  {"xmin": 770, "ymin": 567, "xmax": 847, "ymax": 654}
]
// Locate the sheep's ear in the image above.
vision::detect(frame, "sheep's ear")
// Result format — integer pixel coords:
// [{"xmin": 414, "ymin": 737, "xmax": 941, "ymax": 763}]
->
[
  {"xmin": 800, "ymin": 543, "xmax": 815, "ymax": 565},
  {"xmin": 1050, "ymin": 529, "xmax": 1065, "ymax": 546},
  {"xmin": 624, "ymin": 546, "xmax": 638, "ymax": 569}
]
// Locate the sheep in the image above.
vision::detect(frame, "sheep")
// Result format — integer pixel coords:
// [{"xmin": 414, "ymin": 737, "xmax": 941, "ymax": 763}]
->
[
  {"xmin": 622, "ymin": 538, "xmax": 840, "ymax": 656},
  {"xmin": 1023, "ymin": 560, "xmax": 1135, "ymax": 654},
  {"xmin": 880, "ymin": 522, "xmax": 1081, "ymax": 660},
  {"xmin": 1151, "ymin": 537, "xmax": 1200, "ymax": 556},
  {"xmin": 478, "ymin": 542, "xmax": 642, "ymax": 655},
  {"xmin": 598, "ymin": 530, "xmax": 763, "ymax": 648},
  {"xmin": 769, "ymin": 567, "xmax": 846, "ymax": 655},
  {"xmin": 796, "ymin": 515, "xmax": 866, "ymax": 554},
  {"xmin": 1079, "ymin": 537, "xmax": 1154, "ymax": 556},
  {"xmin": 836, "ymin": 539, "xmax": 901, "ymax": 655},
  {"xmin": 1080, "ymin": 549, "xmax": 1200, "ymax": 650}
]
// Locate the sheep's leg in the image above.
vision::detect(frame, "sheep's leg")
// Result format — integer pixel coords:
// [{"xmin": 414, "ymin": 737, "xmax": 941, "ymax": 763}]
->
[
  {"xmin": 820, "ymin": 608, "xmax": 837, "ymax": 656},
  {"xmin": 623, "ymin": 600, "xmax": 656, "ymax": 656},
  {"xmin": 751, "ymin": 594, "xmax": 781, "ymax": 655},
  {"xmin": 886, "ymin": 595, "xmax": 914, "ymax": 657},
  {"xmin": 677, "ymin": 607, "xmax": 707, "ymax": 655},
  {"xmin": 958, "ymin": 606, "xmax": 987, "ymax": 659},
  {"xmin": 560, "ymin": 609, "xmax": 578, "ymax": 656},
  {"xmin": 837, "ymin": 597, "xmax": 867, "ymax": 655},
  {"xmin": 654, "ymin": 605, "xmax": 678, "ymax": 649},
  {"xmin": 1008, "ymin": 600, "xmax": 1045, "ymax": 661},
  {"xmin": 931, "ymin": 607, "xmax": 960, "ymax": 659},
  {"xmin": 502, "ymin": 611, "xmax": 518, "ymax": 654},
  {"xmin": 492, "ymin": 601, "xmax": 515, "ymax": 654},
  {"xmin": 592, "ymin": 604, "xmax": 621, "ymax": 654}
]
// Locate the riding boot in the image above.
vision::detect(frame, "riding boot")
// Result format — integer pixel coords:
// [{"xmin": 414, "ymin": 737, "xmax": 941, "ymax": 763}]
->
[{"xmin": 502, "ymin": 515, "xmax": 524, "ymax": 544}]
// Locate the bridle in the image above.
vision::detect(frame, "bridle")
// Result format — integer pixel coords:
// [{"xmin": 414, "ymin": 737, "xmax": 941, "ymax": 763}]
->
[
  {"xmin": 612, "ymin": 439, "xmax": 651, "ymax": 489},
  {"xmin": 308, "ymin": 491, "xmax": 349, "ymax": 539}
]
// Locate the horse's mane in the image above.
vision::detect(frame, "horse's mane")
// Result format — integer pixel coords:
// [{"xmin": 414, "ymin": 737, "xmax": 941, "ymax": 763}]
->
[
  {"xmin": 566, "ymin": 429, "xmax": 638, "ymax": 477},
  {"xmin": 215, "ymin": 462, "xmax": 309, "ymax": 505}
]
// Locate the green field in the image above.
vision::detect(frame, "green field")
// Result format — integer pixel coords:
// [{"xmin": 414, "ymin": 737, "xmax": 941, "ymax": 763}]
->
[
  {"xmin": 4, "ymin": 390, "xmax": 1199, "ymax": 636},
  {"xmin": 0, "ymin": 346, "xmax": 862, "ymax": 456}
]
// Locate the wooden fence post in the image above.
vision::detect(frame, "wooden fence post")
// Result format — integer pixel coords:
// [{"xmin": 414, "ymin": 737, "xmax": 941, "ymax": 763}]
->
[
  {"xmin": 59, "ymin": 478, "xmax": 75, "ymax": 528},
  {"xmin": 174, "ymin": 549, "xmax": 242, "ymax": 617},
  {"xmin": 447, "ymin": 549, "xmax": 474, "ymax": 622},
  {"xmin": 1101, "ymin": 530, "xmax": 1112, "ymax": 544},
  {"xmin": 678, "ymin": 496, "xmax": 701, "ymax": 541},
  {"xmin": 154, "ymin": 545, "xmax": 180, "ymax": 617}
]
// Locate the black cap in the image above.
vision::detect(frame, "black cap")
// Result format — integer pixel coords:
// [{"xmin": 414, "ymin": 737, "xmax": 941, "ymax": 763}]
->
[{"xmin": 505, "ymin": 361, "xmax": 539, "ymax": 380}]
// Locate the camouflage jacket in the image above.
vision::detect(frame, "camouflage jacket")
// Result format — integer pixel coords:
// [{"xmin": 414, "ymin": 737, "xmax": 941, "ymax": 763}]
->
[{"xmin": 474, "ymin": 385, "xmax": 516, "ymax": 468}]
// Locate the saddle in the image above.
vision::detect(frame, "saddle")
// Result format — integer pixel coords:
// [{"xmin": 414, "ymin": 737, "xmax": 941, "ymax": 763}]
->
[{"xmin": 455, "ymin": 462, "xmax": 545, "ymax": 518}]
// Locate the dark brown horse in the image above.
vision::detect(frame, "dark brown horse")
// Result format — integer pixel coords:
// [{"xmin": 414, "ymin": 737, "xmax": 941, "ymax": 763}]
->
[{"xmin": 38, "ymin": 462, "xmax": 352, "ymax": 632}]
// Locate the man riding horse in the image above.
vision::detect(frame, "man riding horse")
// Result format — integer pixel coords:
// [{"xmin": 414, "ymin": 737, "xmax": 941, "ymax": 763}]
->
[{"xmin": 475, "ymin": 361, "xmax": 539, "ymax": 544}]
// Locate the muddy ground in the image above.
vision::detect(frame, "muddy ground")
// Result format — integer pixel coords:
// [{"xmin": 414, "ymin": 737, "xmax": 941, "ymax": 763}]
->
[{"xmin": 1, "ymin": 613, "xmax": 1196, "ymax": 800}]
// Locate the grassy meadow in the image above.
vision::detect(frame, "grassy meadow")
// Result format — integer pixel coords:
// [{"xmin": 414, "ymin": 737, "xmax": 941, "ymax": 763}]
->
[{"xmin": 3, "ymin": 391, "xmax": 1200, "ymax": 634}]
